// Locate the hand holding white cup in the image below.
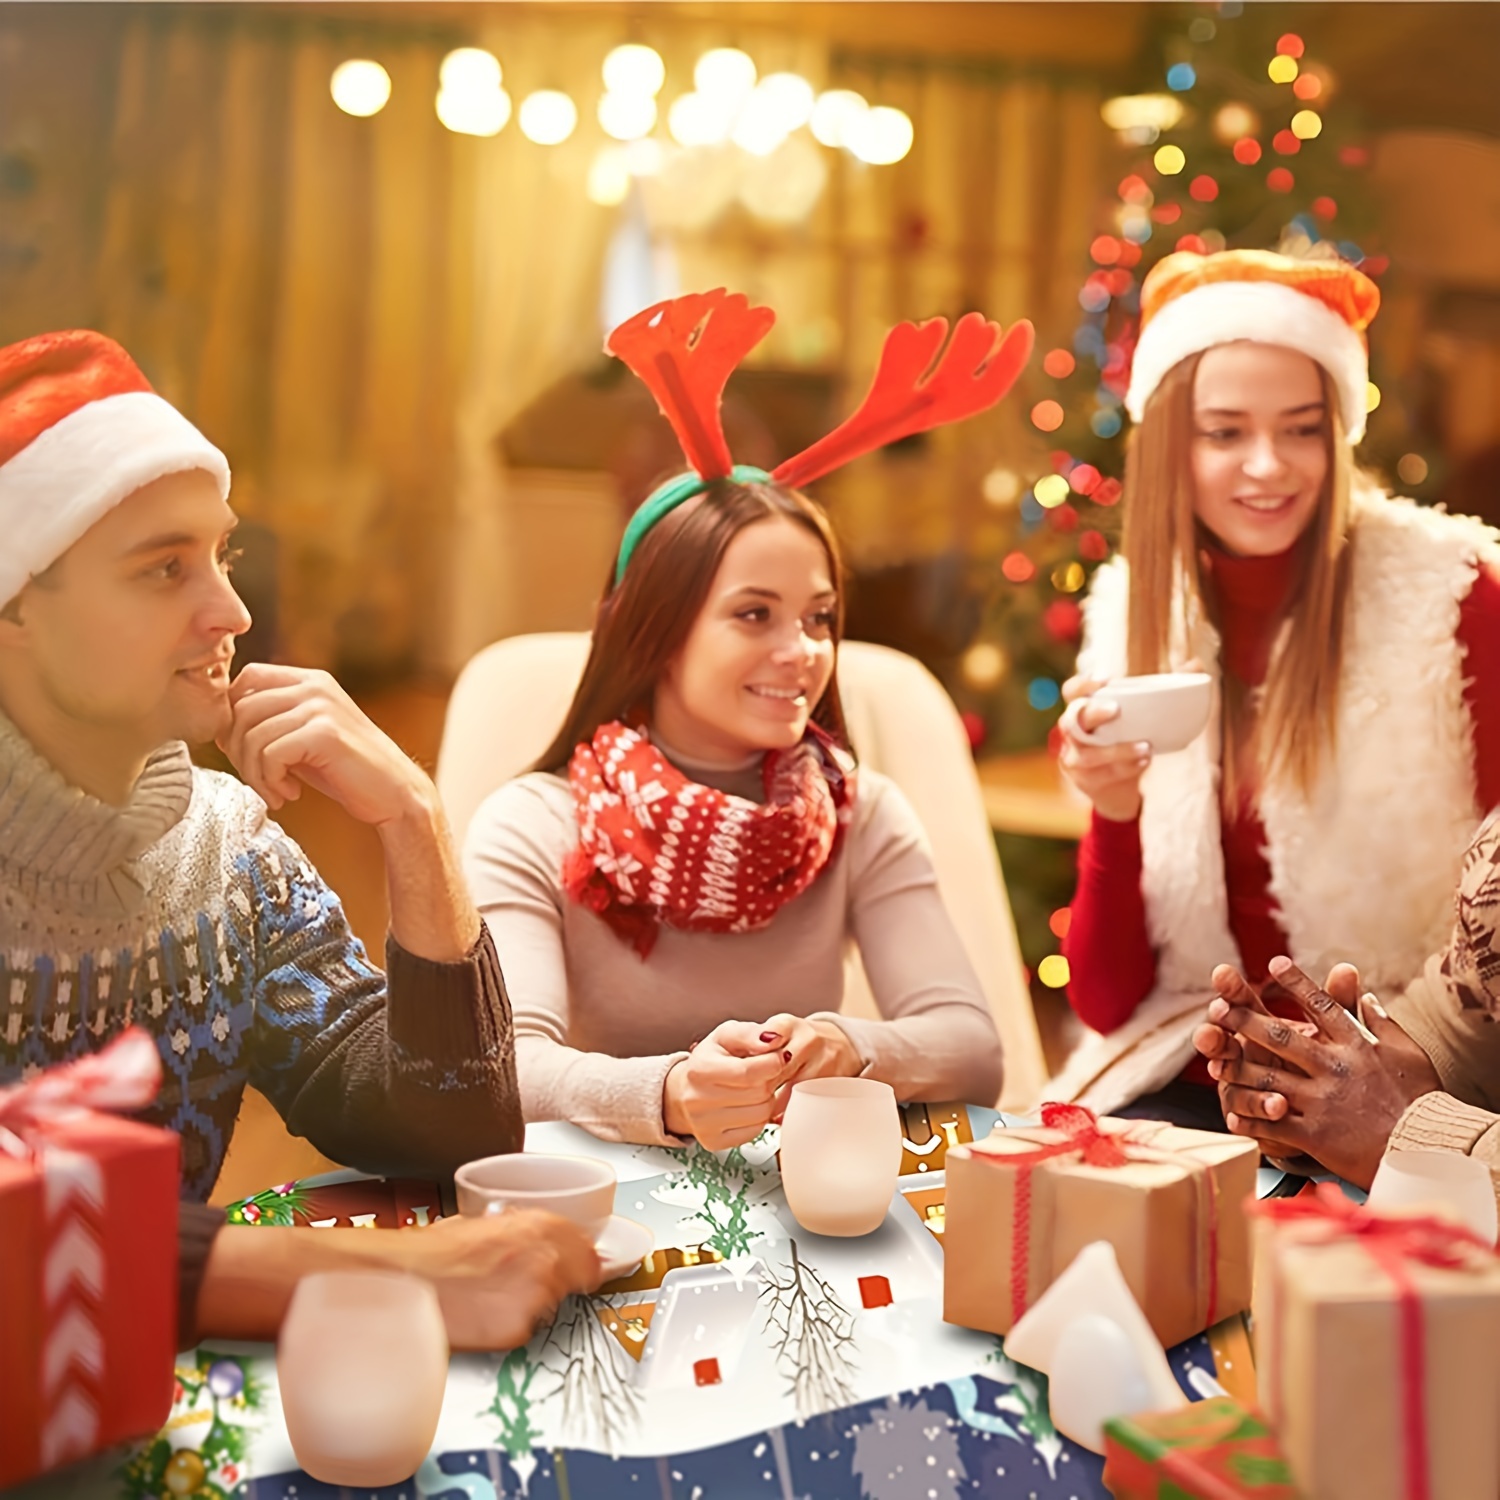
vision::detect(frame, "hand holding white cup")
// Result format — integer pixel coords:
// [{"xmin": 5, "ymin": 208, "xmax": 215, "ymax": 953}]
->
[{"xmin": 1059, "ymin": 671, "xmax": 1212, "ymax": 822}]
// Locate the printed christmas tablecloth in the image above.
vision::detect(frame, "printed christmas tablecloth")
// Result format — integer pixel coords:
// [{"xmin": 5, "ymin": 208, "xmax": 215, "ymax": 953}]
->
[{"xmin": 22, "ymin": 1105, "xmax": 1256, "ymax": 1500}]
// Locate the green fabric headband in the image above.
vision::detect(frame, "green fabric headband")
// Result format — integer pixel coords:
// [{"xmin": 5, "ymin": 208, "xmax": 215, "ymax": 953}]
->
[{"xmin": 613, "ymin": 465, "xmax": 773, "ymax": 587}]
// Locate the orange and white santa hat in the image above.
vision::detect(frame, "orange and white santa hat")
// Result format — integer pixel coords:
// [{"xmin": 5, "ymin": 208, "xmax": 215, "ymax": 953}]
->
[
  {"xmin": 1125, "ymin": 248, "xmax": 1381, "ymax": 443},
  {"xmin": 0, "ymin": 330, "xmax": 229, "ymax": 606}
]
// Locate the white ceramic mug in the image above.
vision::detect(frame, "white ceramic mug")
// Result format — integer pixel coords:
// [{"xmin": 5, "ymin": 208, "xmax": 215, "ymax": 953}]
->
[
  {"xmin": 778, "ymin": 1077, "xmax": 903, "ymax": 1237},
  {"xmin": 1064, "ymin": 671, "xmax": 1212, "ymax": 754},
  {"xmin": 1367, "ymin": 1148, "xmax": 1499, "ymax": 1246},
  {"xmin": 278, "ymin": 1270, "xmax": 448, "ymax": 1487},
  {"xmin": 454, "ymin": 1152, "xmax": 616, "ymax": 1238}
]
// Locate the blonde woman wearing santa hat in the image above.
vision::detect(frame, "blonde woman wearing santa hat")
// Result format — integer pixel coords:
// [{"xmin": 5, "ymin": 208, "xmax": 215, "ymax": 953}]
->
[
  {"xmin": 1047, "ymin": 249, "xmax": 1500, "ymax": 1125},
  {"xmin": 0, "ymin": 330, "xmax": 601, "ymax": 1353}
]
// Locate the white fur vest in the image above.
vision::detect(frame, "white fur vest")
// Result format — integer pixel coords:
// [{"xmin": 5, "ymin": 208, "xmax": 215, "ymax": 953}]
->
[{"xmin": 1044, "ymin": 489, "xmax": 1500, "ymax": 1114}]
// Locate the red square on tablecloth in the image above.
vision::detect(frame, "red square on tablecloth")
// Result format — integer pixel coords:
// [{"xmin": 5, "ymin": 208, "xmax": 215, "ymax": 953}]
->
[
  {"xmin": 859, "ymin": 1275, "xmax": 893, "ymax": 1309},
  {"xmin": 693, "ymin": 1358, "xmax": 721, "ymax": 1387}
]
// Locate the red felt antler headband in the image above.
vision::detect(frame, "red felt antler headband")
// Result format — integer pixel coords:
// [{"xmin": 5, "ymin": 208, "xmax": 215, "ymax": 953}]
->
[{"xmin": 607, "ymin": 289, "xmax": 1034, "ymax": 583}]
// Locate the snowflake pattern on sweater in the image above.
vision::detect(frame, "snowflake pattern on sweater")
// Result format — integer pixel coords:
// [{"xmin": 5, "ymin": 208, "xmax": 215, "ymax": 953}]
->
[{"xmin": 0, "ymin": 766, "xmax": 391, "ymax": 1198}]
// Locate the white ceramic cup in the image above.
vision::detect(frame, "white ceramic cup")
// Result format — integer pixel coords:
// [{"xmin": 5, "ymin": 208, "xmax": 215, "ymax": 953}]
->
[
  {"xmin": 1366, "ymin": 1148, "xmax": 1499, "ymax": 1246},
  {"xmin": 778, "ymin": 1076, "xmax": 903, "ymax": 1237},
  {"xmin": 278, "ymin": 1269, "xmax": 448, "ymax": 1487},
  {"xmin": 454, "ymin": 1152, "xmax": 616, "ymax": 1238},
  {"xmin": 1065, "ymin": 671, "xmax": 1213, "ymax": 754}
]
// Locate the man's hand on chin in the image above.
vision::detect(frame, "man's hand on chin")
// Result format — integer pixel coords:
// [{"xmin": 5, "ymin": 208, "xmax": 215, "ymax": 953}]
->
[{"xmin": 1201, "ymin": 955, "xmax": 1442, "ymax": 1189}]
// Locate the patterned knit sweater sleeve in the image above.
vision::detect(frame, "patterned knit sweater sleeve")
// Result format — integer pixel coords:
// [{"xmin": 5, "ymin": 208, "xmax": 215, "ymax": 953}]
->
[{"xmin": 236, "ymin": 793, "xmax": 524, "ymax": 1178}]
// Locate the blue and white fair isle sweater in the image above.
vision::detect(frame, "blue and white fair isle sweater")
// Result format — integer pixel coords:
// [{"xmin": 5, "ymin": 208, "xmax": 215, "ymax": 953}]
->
[{"xmin": 0, "ymin": 712, "xmax": 522, "ymax": 1204}]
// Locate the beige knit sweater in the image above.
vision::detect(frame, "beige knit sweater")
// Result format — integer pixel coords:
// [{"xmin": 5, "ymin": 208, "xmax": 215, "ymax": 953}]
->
[
  {"xmin": 1387, "ymin": 813, "xmax": 1500, "ymax": 1211},
  {"xmin": 462, "ymin": 747, "xmax": 1004, "ymax": 1145}
]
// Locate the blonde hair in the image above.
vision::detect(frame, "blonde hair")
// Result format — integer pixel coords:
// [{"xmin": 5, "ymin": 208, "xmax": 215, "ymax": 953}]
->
[{"xmin": 1119, "ymin": 352, "xmax": 1354, "ymax": 804}]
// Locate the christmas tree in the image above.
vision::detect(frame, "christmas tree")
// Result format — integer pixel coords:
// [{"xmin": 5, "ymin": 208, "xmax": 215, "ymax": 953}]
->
[{"xmin": 955, "ymin": 1, "xmax": 1390, "ymax": 1009}]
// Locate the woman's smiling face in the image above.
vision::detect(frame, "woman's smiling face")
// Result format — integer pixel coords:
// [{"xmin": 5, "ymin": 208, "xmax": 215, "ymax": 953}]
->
[
  {"xmin": 651, "ymin": 514, "xmax": 838, "ymax": 765},
  {"xmin": 1190, "ymin": 342, "xmax": 1332, "ymax": 557}
]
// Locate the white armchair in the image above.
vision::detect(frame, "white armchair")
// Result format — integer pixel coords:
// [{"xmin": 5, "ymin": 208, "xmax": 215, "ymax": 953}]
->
[{"xmin": 436, "ymin": 633, "xmax": 1046, "ymax": 1110}]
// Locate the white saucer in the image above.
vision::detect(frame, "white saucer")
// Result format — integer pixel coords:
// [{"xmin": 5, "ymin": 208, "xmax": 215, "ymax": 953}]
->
[{"xmin": 597, "ymin": 1214, "xmax": 654, "ymax": 1279}]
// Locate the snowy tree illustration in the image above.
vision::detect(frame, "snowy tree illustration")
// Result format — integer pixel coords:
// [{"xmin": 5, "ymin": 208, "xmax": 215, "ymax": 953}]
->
[
  {"xmin": 660, "ymin": 1135, "xmax": 777, "ymax": 1258},
  {"xmin": 850, "ymin": 1398, "xmax": 968, "ymax": 1500},
  {"xmin": 485, "ymin": 1347, "xmax": 545, "ymax": 1457},
  {"xmin": 761, "ymin": 1239, "xmax": 857, "ymax": 1418},
  {"xmin": 541, "ymin": 1293, "xmax": 644, "ymax": 1454},
  {"xmin": 990, "ymin": 1342, "xmax": 1064, "ymax": 1478}
]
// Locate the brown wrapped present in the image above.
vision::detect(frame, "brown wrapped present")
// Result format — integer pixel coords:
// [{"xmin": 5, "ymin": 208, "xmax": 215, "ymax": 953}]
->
[
  {"xmin": 943, "ymin": 1102, "xmax": 1257, "ymax": 1348},
  {"xmin": 1253, "ymin": 1185, "xmax": 1500, "ymax": 1500}
]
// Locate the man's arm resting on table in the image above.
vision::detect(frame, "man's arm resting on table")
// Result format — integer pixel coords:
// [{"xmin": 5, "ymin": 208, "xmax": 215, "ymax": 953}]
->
[{"xmin": 190, "ymin": 1211, "xmax": 602, "ymax": 1351}]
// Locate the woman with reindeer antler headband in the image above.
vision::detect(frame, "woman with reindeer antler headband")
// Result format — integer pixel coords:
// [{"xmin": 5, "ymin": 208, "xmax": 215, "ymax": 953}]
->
[{"xmin": 462, "ymin": 290, "xmax": 1034, "ymax": 1151}]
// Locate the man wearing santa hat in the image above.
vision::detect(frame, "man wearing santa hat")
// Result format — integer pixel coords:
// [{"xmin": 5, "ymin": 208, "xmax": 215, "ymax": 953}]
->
[{"xmin": 0, "ymin": 330, "xmax": 599, "ymax": 1350}]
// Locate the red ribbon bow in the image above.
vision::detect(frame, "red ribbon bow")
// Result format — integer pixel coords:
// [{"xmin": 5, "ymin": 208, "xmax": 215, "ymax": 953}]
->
[
  {"xmin": 1254, "ymin": 1183, "xmax": 1499, "ymax": 1500},
  {"xmin": 1000, "ymin": 1102, "xmax": 1220, "ymax": 1327},
  {"xmin": 0, "ymin": 1028, "xmax": 161, "ymax": 1154}
]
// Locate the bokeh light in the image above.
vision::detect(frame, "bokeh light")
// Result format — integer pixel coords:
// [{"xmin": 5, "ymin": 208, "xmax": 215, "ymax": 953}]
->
[
  {"xmin": 846, "ymin": 105, "xmax": 915, "ymax": 165},
  {"xmin": 437, "ymin": 83, "xmax": 511, "ymax": 136},
  {"xmin": 1233, "ymin": 138, "xmax": 1263, "ymax": 165},
  {"xmin": 1313, "ymin": 195, "xmax": 1337, "ymax": 219},
  {"xmin": 1031, "ymin": 400, "xmax": 1065, "ymax": 433},
  {"xmin": 1034, "ymin": 474, "xmax": 1071, "ymax": 508},
  {"xmin": 1154, "ymin": 144, "xmax": 1187, "ymax": 175},
  {"xmin": 1049, "ymin": 907, "xmax": 1073, "ymax": 939},
  {"xmin": 1027, "ymin": 678, "xmax": 1062, "ymax": 712},
  {"xmin": 1291, "ymin": 109, "xmax": 1323, "ymax": 140},
  {"xmin": 1268, "ymin": 55, "xmax": 1299, "ymax": 85},
  {"xmin": 586, "ymin": 146, "xmax": 632, "ymax": 205},
  {"xmin": 811, "ymin": 89, "xmax": 869, "ymax": 148},
  {"xmin": 330, "ymin": 59, "xmax": 392, "ymax": 117},
  {"xmin": 1398, "ymin": 453, "xmax": 1429, "ymax": 486},
  {"xmin": 518, "ymin": 90, "xmax": 578, "ymax": 145},
  {"xmin": 441, "ymin": 48, "xmax": 502, "ymax": 94},
  {"xmin": 602, "ymin": 44, "xmax": 665, "ymax": 98},
  {"xmin": 756, "ymin": 73, "xmax": 816, "ymax": 132},
  {"xmin": 1119, "ymin": 174, "xmax": 1153, "ymax": 205},
  {"xmin": 962, "ymin": 642, "xmax": 1007, "ymax": 690},
  {"xmin": 1043, "ymin": 348, "xmax": 1076, "ymax": 379},
  {"xmin": 1293, "ymin": 72, "xmax": 1324, "ymax": 101},
  {"xmin": 668, "ymin": 92, "xmax": 732, "ymax": 147},
  {"xmin": 1213, "ymin": 103, "xmax": 1259, "ymax": 142},
  {"xmin": 599, "ymin": 92, "xmax": 657, "ymax": 141},
  {"xmin": 1037, "ymin": 954, "xmax": 1070, "ymax": 989},
  {"xmin": 1276, "ymin": 33, "xmax": 1306, "ymax": 58},
  {"xmin": 983, "ymin": 467, "xmax": 1023, "ymax": 506},
  {"xmin": 1366, "ymin": 382, "xmax": 1382, "ymax": 413},
  {"xmin": 1273, "ymin": 129, "xmax": 1301, "ymax": 155},
  {"xmin": 1052, "ymin": 561, "xmax": 1086, "ymax": 593},
  {"xmin": 1002, "ymin": 551, "xmax": 1036, "ymax": 583},
  {"xmin": 1166, "ymin": 63, "xmax": 1196, "ymax": 92},
  {"xmin": 1079, "ymin": 529, "xmax": 1110, "ymax": 561},
  {"xmin": 1092, "ymin": 409, "xmax": 1123, "ymax": 438},
  {"xmin": 1100, "ymin": 94, "xmax": 1185, "ymax": 132},
  {"xmin": 694, "ymin": 47, "xmax": 757, "ymax": 105},
  {"xmin": 1266, "ymin": 166, "xmax": 1295, "ymax": 193},
  {"xmin": 1189, "ymin": 175, "xmax": 1219, "ymax": 202}
]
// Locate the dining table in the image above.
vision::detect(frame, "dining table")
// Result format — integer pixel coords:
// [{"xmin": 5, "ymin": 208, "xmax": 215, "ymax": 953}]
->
[{"xmin": 19, "ymin": 1101, "xmax": 1283, "ymax": 1500}]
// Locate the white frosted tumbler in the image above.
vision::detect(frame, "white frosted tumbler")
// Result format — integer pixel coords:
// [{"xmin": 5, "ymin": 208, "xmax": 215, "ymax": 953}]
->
[{"xmin": 779, "ymin": 1076, "xmax": 903, "ymax": 1236}]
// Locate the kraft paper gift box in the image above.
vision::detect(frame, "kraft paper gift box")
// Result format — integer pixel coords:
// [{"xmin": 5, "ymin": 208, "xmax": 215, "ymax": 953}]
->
[
  {"xmin": 943, "ymin": 1103, "xmax": 1258, "ymax": 1348},
  {"xmin": 1102, "ymin": 1397, "xmax": 1302, "ymax": 1499},
  {"xmin": 0, "ymin": 1031, "xmax": 180, "ymax": 1488},
  {"xmin": 1252, "ymin": 1185, "xmax": 1500, "ymax": 1500}
]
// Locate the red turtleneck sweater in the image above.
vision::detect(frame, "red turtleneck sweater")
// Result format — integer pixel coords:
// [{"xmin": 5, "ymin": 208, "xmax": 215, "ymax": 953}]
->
[{"xmin": 1063, "ymin": 546, "xmax": 1500, "ymax": 1086}]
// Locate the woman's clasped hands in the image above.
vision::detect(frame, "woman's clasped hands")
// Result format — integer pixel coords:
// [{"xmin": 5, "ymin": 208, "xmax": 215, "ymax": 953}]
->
[{"xmin": 662, "ymin": 1012, "xmax": 863, "ymax": 1149}]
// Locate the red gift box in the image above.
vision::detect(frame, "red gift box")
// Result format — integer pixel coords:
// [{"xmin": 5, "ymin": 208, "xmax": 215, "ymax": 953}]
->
[{"xmin": 0, "ymin": 1029, "xmax": 180, "ymax": 1487}]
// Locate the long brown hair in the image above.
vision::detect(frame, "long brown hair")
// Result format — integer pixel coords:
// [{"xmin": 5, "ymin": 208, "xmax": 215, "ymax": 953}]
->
[
  {"xmin": 536, "ymin": 478, "xmax": 849, "ymax": 773},
  {"xmin": 1120, "ymin": 353, "xmax": 1354, "ymax": 802}
]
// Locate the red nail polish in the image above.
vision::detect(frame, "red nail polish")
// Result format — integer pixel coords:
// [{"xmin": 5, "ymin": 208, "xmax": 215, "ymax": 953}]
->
[
  {"xmin": 783, "ymin": 1050, "xmax": 792, "ymax": 1062},
  {"xmin": 760, "ymin": 1031, "xmax": 781, "ymax": 1043}
]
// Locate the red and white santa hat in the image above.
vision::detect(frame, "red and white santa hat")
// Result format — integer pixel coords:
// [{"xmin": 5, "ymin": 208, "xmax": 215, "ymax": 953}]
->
[
  {"xmin": 0, "ymin": 330, "xmax": 230, "ymax": 606},
  {"xmin": 1125, "ymin": 248, "xmax": 1381, "ymax": 443}
]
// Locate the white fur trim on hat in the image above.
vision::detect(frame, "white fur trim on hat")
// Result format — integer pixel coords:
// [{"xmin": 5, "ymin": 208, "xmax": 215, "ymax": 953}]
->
[
  {"xmin": 0, "ymin": 391, "xmax": 230, "ymax": 606},
  {"xmin": 1125, "ymin": 280, "xmax": 1369, "ymax": 443}
]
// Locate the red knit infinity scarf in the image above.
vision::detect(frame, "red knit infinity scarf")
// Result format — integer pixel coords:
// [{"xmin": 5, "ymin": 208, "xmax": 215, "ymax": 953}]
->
[{"xmin": 563, "ymin": 721, "xmax": 856, "ymax": 957}]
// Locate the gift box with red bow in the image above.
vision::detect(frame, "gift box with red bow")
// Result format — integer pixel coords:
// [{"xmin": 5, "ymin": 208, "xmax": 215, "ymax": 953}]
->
[
  {"xmin": 942, "ymin": 1103, "xmax": 1258, "ymax": 1347},
  {"xmin": 1253, "ymin": 1185, "xmax": 1500, "ymax": 1500},
  {"xmin": 1101, "ymin": 1396, "xmax": 1302, "ymax": 1498},
  {"xmin": 0, "ymin": 1029, "xmax": 180, "ymax": 1487}
]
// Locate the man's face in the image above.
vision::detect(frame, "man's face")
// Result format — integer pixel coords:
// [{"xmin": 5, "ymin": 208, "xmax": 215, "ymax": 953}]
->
[{"xmin": 7, "ymin": 470, "xmax": 251, "ymax": 748}]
